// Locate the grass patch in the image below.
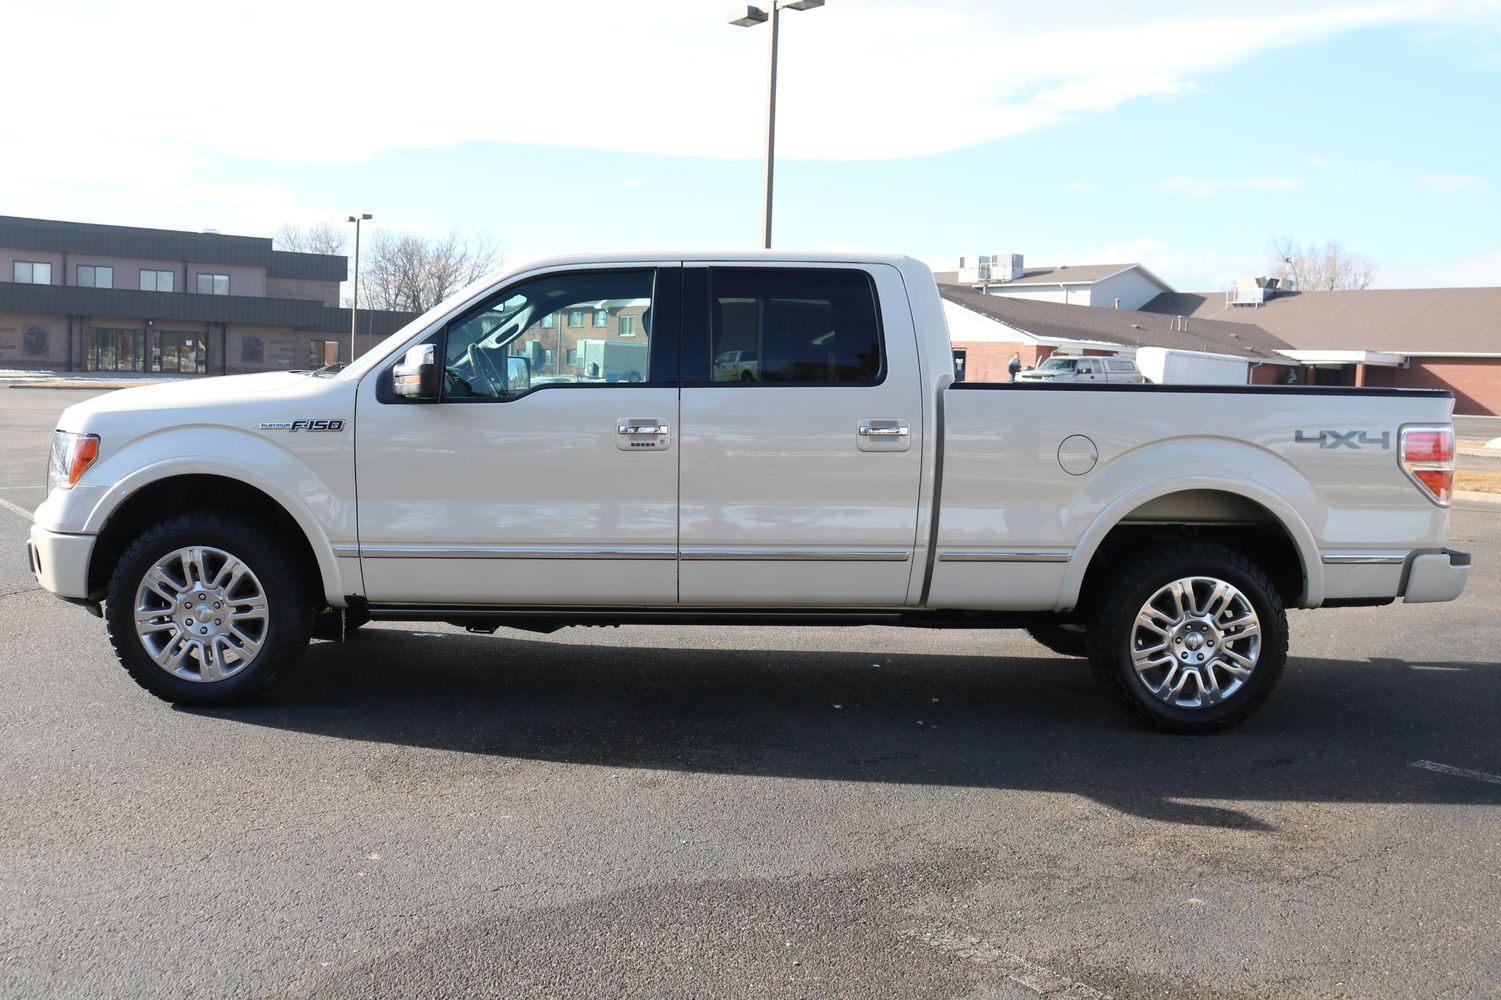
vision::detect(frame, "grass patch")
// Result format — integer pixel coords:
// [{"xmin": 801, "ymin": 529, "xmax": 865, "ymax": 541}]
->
[{"xmin": 1455, "ymin": 470, "xmax": 1501, "ymax": 494}]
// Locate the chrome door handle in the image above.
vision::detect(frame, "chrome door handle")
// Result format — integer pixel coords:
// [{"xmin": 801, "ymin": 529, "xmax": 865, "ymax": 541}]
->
[
  {"xmin": 859, "ymin": 425, "xmax": 909, "ymax": 437},
  {"xmin": 618, "ymin": 421, "xmax": 669, "ymax": 435}
]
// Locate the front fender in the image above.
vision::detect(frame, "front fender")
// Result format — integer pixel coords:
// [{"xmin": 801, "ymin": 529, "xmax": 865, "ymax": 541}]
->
[{"xmin": 77, "ymin": 429, "xmax": 356, "ymax": 605}]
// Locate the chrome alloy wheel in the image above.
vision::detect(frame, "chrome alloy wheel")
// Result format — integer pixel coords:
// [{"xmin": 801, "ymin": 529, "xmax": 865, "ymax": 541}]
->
[
  {"xmin": 1129, "ymin": 576, "xmax": 1261, "ymax": 709},
  {"xmin": 133, "ymin": 546, "xmax": 269, "ymax": 683}
]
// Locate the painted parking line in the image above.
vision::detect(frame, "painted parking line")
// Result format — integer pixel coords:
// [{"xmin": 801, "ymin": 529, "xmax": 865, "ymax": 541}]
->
[
  {"xmin": 0, "ymin": 496, "xmax": 34, "ymax": 520},
  {"xmin": 1410, "ymin": 760, "xmax": 1501, "ymax": 786}
]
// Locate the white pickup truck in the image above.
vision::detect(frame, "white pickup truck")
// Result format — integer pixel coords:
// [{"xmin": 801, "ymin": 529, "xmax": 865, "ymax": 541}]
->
[{"xmin": 27, "ymin": 252, "xmax": 1470, "ymax": 731}]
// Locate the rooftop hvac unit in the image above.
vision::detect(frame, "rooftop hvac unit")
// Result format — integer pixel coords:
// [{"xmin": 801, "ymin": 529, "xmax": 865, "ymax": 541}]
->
[
  {"xmin": 957, "ymin": 255, "xmax": 991, "ymax": 284},
  {"xmin": 992, "ymin": 253, "xmax": 1024, "ymax": 281}
]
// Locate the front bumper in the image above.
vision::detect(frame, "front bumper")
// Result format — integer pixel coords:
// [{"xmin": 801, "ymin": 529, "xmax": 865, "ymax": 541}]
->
[
  {"xmin": 1403, "ymin": 549, "xmax": 1470, "ymax": 604},
  {"xmin": 27, "ymin": 523, "xmax": 95, "ymax": 600}
]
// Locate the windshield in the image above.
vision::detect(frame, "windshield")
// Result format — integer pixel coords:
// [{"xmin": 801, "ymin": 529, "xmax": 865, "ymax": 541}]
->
[{"xmin": 1039, "ymin": 357, "xmax": 1077, "ymax": 371}]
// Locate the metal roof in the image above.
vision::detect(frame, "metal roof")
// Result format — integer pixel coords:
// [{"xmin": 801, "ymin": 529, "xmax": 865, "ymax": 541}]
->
[
  {"xmin": 0, "ymin": 283, "xmax": 326, "ymax": 327},
  {"xmin": 0, "ymin": 215, "xmax": 345, "ymax": 281}
]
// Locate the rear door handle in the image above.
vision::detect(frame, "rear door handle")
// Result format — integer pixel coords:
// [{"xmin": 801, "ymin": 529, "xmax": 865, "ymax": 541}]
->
[{"xmin": 857, "ymin": 419, "xmax": 911, "ymax": 452}]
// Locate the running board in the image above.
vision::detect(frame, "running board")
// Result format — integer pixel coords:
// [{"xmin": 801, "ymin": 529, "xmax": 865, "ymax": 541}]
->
[{"xmin": 364, "ymin": 604, "xmax": 1054, "ymax": 631}]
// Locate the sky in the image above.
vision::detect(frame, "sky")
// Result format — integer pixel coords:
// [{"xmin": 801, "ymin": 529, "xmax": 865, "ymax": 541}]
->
[{"xmin": 4, "ymin": 0, "xmax": 1499, "ymax": 292}]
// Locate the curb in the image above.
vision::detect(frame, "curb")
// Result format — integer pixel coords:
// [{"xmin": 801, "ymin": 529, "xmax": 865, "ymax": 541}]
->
[{"xmin": 1453, "ymin": 490, "xmax": 1501, "ymax": 506}]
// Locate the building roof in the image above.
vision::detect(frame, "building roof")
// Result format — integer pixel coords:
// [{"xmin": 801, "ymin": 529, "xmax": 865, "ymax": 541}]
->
[
  {"xmin": 1140, "ymin": 287, "xmax": 1501, "ymax": 356},
  {"xmin": 0, "ymin": 215, "xmax": 346, "ymax": 282},
  {"xmin": 936, "ymin": 261, "xmax": 1173, "ymax": 288},
  {"xmin": 940, "ymin": 283, "xmax": 1294, "ymax": 361}
]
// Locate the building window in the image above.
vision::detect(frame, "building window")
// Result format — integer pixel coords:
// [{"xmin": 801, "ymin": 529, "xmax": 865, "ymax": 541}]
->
[
  {"xmin": 567, "ymin": 309, "xmax": 585, "ymax": 328},
  {"xmin": 618, "ymin": 314, "xmax": 636, "ymax": 337},
  {"xmin": 593, "ymin": 308, "xmax": 609, "ymax": 327},
  {"xmin": 87, "ymin": 329, "xmax": 146, "ymax": 372},
  {"xmin": 196, "ymin": 273, "xmax": 230, "ymax": 295},
  {"xmin": 77, "ymin": 265, "xmax": 113, "ymax": 289},
  {"xmin": 140, "ymin": 269, "xmax": 175, "ymax": 292},
  {"xmin": 566, "ymin": 348, "xmax": 578, "ymax": 367},
  {"xmin": 13, "ymin": 261, "xmax": 52, "ymax": 285},
  {"xmin": 309, "ymin": 340, "xmax": 341, "ymax": 367},
  {"xmin": 541, "ymin": 312, "xmax": 556, "ymax": 329}
]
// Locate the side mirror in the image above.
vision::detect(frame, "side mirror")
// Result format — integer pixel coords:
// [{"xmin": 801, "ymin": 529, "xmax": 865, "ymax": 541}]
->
[
  {"xmin": 394, "ymin": 343, "xmax": 441, "ymax": 400},
  {"xmin": 506, "ymin": 356, "xmax": 531, "ymax": 394}
]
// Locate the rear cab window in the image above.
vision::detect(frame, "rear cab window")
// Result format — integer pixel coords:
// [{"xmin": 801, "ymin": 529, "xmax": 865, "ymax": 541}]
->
[{"xmin": 690, "ymin": 267, "xmax": 884, "ymax": 386}]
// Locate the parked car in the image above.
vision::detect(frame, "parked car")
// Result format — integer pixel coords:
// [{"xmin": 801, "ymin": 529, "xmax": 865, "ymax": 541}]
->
[
  {"xmin": 714, "ymin": 349, "xmax": 760, "ymax": 381},
  {"xmin": 28, "ymin": 251, "xmax": 1467, "ymax": 732},
  {"xmin": 1017, "ymin": 355, "xmax": 1145, "ymax": 383}
]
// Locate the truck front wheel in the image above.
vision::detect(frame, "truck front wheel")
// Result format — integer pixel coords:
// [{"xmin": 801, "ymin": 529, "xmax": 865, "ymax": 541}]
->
[
  {"xmin": 1087, "ymin": 542, "xmax": 1287, "ymax": 732},
  {"xmin": 103, "ymin": 512, "xmax": 313, "ymax": 706}
]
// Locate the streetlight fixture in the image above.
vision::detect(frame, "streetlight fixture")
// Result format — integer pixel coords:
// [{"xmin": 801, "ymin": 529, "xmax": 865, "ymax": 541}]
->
[
  {"xmin": 347, "ymin": 213, "xmax": 372, "ymax": 363},
  {"xmin": 727, "ymin": 0, "xmax": 824, "ymax": 249}
]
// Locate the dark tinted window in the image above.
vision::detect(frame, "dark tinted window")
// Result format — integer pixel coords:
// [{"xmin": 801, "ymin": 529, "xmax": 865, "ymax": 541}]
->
[{"xmin": 708, "ymin": 268, "xmax": 882, "ymax": 384}]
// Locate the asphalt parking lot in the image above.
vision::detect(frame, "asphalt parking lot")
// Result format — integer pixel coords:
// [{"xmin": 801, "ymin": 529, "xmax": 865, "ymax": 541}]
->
[{"xmin": 1, "ymin": 388, "xmax": 1498, "ymax": 999}]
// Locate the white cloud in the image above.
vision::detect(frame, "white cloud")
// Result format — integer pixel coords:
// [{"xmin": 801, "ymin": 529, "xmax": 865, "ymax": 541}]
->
[
  {"xmin": 1415, "ymin": 173, "xmax": 1491, "ymax": 192},
  {"xmin": 2, "ymin": 0, "xmax": 1497, "ymax": 176},
  {"xmin": 1379, "ymin": 246, "xmax": 1501, "ymax": 287},
  {"xmin": 1159, "ymin": 176, "xmax": 1305, "ymax": 198}
]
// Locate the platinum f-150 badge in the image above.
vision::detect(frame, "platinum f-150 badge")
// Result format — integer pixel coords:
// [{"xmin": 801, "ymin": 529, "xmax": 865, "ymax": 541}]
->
[{"xmin": 259, "ymin": 419, "xmax": 345, "ymax": 432}]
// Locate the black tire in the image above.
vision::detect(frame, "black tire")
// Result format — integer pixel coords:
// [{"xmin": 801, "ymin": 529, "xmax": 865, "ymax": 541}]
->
[
  {"xmin": 1087, "ymin": 541, "xmax": 1288, "ymax": 733},
  {"xmin": 1026, "ymin": 622, "xmax": 1089, "ymax": 657},
  {"xmin": 104, "ymin": 511, "xmax": 313, "ymax": 706},
  {"xmin": 311, "ymin": 606, "xmax": 371, "ymax": 641}
]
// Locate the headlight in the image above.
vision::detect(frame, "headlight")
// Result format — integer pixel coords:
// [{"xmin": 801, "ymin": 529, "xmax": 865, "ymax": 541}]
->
[{"xmin": 50, "ymin": 431, "xmax": 100, "ymax": 490}]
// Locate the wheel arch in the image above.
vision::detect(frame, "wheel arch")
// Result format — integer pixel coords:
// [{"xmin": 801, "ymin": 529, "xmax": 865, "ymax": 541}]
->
[
  {"xmin": 1060, "ymin": 478, "xmax": 1322, "ymax": 614},
  {"xmin": 85, "ymin": 468, "xmax": 341, "ymax": 607}
]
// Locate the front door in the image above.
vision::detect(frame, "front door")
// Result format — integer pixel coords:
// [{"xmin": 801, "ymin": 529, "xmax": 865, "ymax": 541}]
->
[
  {"xmin": 678, "ymin": 263, "xmax": 924, "ymax": 606},
  {"xmin": 354, "ymin": 265, "xmax": 682, "ymax": 605}
]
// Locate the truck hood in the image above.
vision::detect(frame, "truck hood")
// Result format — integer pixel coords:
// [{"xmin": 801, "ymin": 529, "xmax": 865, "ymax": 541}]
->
[{"xmin": 57, "ymin": 371, "xmax": 324, "ymax": 427}]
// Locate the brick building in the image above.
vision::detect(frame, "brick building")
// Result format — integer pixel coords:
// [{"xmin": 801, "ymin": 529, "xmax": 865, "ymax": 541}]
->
[
  {"xmin": 0, "ymin": 216, "xmax": 416, "ymax": 375},
  {"xmin": 1141, "ymin": 287, "xmax": 1501, "ymax": 415}
]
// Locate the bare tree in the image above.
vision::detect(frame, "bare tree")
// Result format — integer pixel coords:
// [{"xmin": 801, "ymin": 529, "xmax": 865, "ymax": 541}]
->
[
  {"xmin": 1268, "ymin": 234, "xmax": 1376, "ymax": 291},
  {"xmin": 273, "ymin": 221, "xmax": 349, "ymax": 257},
  {"xmin": 358, "ymin": 229, "xmax": 502, "ymax": 312}
]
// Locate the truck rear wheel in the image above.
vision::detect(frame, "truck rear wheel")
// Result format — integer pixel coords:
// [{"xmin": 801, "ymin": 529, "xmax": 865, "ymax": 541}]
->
[
  {"xmin": 103, "ymin": 512, "xmax": 313, "ymax": 706},
  {"xmin": 1087, "ymin": 541, "xmax": 1287, "ymax": 732}
]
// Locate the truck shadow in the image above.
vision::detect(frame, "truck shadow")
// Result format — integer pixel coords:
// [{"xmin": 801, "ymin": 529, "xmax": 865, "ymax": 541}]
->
[{"xmin": 187, "ymin": 629, "xmax": 1501, "ymax": 830}]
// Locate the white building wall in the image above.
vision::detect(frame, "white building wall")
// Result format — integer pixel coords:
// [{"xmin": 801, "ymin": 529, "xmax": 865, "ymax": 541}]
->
[
  {"xmin": 940, "ymin": 300, "xmax": 1031, "ymax": 343},
  {"xmin": 982, "ymin": 284, "xmax": 1085, "ymax": 306},
  {"xmin": 1089, "ymin": 270, "xmax": 1168, "ymax": 311}
]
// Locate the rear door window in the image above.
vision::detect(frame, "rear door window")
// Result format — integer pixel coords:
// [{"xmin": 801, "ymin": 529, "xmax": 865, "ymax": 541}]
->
[{"xmin": 703, "ymin": 268, "xmax": 883, "ymax": 385}]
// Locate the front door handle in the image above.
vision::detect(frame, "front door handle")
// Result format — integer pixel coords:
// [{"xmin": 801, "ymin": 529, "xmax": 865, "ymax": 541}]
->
[{"xmin": 616, "ymin": 418, "xmax": 671, "ymax": 451}]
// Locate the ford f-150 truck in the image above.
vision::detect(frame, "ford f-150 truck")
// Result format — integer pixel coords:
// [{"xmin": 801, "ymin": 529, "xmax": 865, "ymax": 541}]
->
[{"xmin": 27, "ymin": 252, "xmax": 1470, "ymax": 731}]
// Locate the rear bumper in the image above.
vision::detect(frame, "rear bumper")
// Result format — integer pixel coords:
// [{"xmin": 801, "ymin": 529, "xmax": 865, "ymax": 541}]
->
[
  {"xmin": 1403, "ymin": 549, "xmax": 1470, "ymax": 604},
  {"xmin": 27, "ymin": 523, "xmax": 95, "ymax": 600}
]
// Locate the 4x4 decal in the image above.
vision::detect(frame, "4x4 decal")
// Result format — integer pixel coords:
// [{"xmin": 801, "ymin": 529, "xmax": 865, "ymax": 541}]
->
[{"xmin": 1295, "ymin": 429, "xmax": 1390, "ymax": 449}]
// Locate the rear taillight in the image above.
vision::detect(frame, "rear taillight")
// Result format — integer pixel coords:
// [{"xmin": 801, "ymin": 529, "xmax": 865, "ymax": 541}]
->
[{"xmin": 1400, "ymin": 425, "xmax": 1454, "ymax": 506}]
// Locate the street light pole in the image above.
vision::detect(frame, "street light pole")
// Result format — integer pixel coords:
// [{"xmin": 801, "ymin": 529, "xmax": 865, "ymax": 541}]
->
[
  {"xmin": 347, "ymin": 213, "xmax": 371, "ymax": 363},
  {"xmin": 728, "ymin": 1, "xmax": 823, "ymax": 250}
]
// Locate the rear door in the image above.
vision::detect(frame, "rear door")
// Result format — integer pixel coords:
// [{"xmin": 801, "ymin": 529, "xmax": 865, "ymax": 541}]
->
[{"xmin": 677, "ymin": 263, "xmax": 924, "ymax": 606}]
